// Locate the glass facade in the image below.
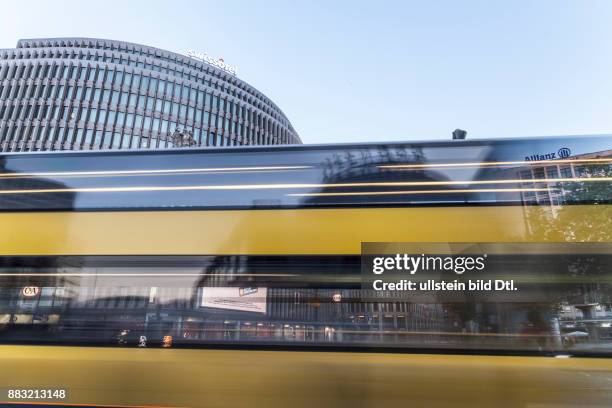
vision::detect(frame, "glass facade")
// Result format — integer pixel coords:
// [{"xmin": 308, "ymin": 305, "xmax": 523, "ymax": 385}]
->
[{"xmin": 0, "ymin": 37, "xmax": 300, "ymax": 152}]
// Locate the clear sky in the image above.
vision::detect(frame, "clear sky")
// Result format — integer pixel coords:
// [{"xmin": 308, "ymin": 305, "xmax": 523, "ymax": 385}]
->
[{"xmin": 2, "ymin": 0, "xmax": 612, "ymax": 144}]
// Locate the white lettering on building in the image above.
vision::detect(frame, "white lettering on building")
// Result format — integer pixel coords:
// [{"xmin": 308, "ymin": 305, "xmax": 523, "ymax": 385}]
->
[{"xmin": 186, "ymin": 49, "xmax": 238, "ymax": 76}]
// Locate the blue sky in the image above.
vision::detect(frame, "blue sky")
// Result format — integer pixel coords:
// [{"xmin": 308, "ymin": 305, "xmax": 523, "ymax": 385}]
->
[{"xmin": 2, "ymin": 0, "xmax": 612, "ymax": 144}]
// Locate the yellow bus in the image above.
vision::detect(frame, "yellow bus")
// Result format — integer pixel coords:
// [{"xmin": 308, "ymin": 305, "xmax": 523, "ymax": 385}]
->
[{"xmin": 0, "ymin": 135, "xmax": 611, "ymax": 407}]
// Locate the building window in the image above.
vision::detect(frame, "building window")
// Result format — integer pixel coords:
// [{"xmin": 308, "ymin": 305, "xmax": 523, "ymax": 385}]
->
[{"xmin": 560, "ymin": 166, "xmax": 572, "ymax": 178}]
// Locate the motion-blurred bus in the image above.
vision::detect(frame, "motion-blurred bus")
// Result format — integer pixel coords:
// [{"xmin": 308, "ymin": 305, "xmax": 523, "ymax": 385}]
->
[{"xmin": 0, "ymin": 135, "xmax": 611, "ymax": 407}]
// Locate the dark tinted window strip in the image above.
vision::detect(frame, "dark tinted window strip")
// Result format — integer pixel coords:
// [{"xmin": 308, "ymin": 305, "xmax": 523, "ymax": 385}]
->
[
  {"xmin": 0, "ymin": 200, "xmax": 610, "ymax": 212},
  {"xmin": 0, "ymin": 254, "xmax": 359, "ymax": 269},
  {"xmin": 2, "ymin": 253, "xmax": 610, "ymax": 288},
  {"xmin": 1, "ymin": 339, "xmax": 610, "ymax": 357}
]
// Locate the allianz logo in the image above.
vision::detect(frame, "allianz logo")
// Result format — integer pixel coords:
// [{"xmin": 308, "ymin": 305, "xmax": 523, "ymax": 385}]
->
[{"xmin": 525, "ymin": 147, "xmax": 571, "ymax": 161}]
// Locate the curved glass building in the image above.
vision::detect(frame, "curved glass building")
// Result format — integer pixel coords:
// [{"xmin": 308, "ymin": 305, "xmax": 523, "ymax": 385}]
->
[{"xmin": 0, "ymin": 37, "xmax": 300, "ymax": 152}]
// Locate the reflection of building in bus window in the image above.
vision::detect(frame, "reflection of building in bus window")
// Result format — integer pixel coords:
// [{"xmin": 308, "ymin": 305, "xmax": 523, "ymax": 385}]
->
[
  {"xmin": 533, "ymin": 168, "xmax": 545, "ymax": 179},
  {"xmin": 560, "ymin": 166, "xmax": 573, "ymax": 178},
  {"xmin": 520, "ymin": 308, "xmax": 551, "ymax": 350},
  {"xmin": 546, "ymin": 167, "xmax": 559, "ymax": 178},
  {"xmin": 0, "ymin": 154, "xmax": 79, "ymax": 342}
]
